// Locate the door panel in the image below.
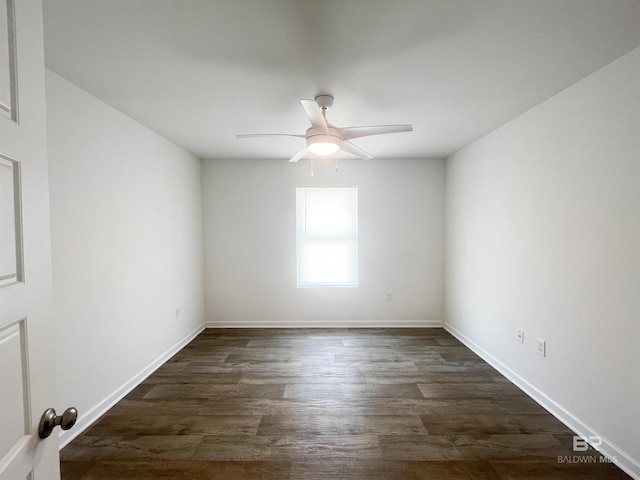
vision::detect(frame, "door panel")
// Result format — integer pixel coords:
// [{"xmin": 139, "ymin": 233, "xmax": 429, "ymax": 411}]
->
[
  {"xmin": 0, "ymin": 153, "xmax": 23, "ymax": 287},
  {"xmin": 0, "ymin": 0, "xmax": 17, "ymax": 122},
  {"xmin": 0, "ymin": 320, "xmax": 29, "ymax": 461},
  {"xmin": 0, "ymin": 0, "xmax": 60, "ymax": 479}
]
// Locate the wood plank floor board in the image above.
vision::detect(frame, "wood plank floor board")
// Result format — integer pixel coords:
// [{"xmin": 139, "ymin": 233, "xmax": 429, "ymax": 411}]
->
[
  {"xmin": 143, "ymin": 383, "xmax": 286, "ymax": 400},
  {"xmin": 181, "ymin": 362, "xmax": 303, "ymax": 374},
  {"xmin": 197, "ymin": 396, "xmax": 518, "ymax": 417},
  {"xmin": 143, "ymin": 372, "xmax": 243, "ymax": 385},
  {"xmin": 238, "ymin": 372, "xmax": 368, "ymax": 385},
  {"xmin": 60, "ymin": 461, "xmax": 95, "ymax": 480},
  {"xmin": 192, "ymin": 434, "xmax": 382, "ymax": 461},
  {"xmin": 106, "ymin": 398, "xmax": 208, "ymax": 417},
  {"xmin": 60, "ymin": 328, "xmax": 630, "ymax": 479},
  {"xmin": 377, "ymin": 433, "xmax": 571, "ymax": 461},
  {"xmin": 332, "ymin": 351, "xmax": 427, "ymax": 363},
  {"xmin": 64, "ymin": 460, "xmax": 294, "ymax": 480},
  {"xmin": 297, "ymin": 363, "xmax": 386, "ymax": 374},
  {"xmin": 246, "ymin": 337, "xmax": 345, "ymax": 347},
  {"xmin": 290, "ymin": 459, "xmax": 502, "ymax": 480},
  {"xmin": 420, "ymin": 413, "xmax": 574, "ymax": 435},
  {"xmin": 153, "ymin": 361, "xmax": 190, "ymax": 373},
  {"xmin": 283, "ymin": 383, "xmax": 424, "ymax": 399},
  {"xmin": 121, "ymin": 383, "xmax": 156, "ymax": 400},
  {"xmin": 365, "ymin": 372, "xmax": 495, "ymax": 385},
  {"xmin": 60, "ymin": 435, "xmax": 203, "ymax": 461},
  {"xmin": 87, "ymin": 414, "xmax": 262, "ymax": 436},
  {"xmin": 489, "ymin": 459, "xmax": 633, "ymax": 480},
  {"xmin": 256, "ymin": 414, "xmax": 428, "ymax": 436},
  {"xmin": 417, "ymin": 381, "xmax": 525, "ymax": 399},
  {"xmin": 402, "ymin": 363, "xmax": 498, "ymax": 373},
  {"xmin": 224, "ymin": 352, "xmax": 326, "ymax": 363}
]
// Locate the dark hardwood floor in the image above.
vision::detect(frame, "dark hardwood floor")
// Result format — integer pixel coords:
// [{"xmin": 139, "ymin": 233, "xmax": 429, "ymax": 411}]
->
[{"xmin": 60, "ymin": 328, "xmax": 629, "ymax": 479}]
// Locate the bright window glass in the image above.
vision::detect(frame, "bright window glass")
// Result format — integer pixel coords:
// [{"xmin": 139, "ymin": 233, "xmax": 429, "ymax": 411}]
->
[{"xmin": 296, "ymin": 187, "xmax": 358, "ymax": 287}]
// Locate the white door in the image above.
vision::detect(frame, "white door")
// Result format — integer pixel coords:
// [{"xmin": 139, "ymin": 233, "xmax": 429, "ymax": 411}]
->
[{"xmin": 0, "ymin": 0, "xmax": 61, "ymax": 479}]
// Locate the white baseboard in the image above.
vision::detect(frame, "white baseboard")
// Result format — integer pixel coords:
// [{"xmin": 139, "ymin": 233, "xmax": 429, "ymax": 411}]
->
[
  {"xmin": 205, "ymin": 319, "xmax": 443, "ymax": 328},
  {"xmin": 444, "ymin": 322, "xmax": 640, "ymax": 480},
  {"xmin": 58, "ymin": 323, "xmax": 205, "ymax": 449}
]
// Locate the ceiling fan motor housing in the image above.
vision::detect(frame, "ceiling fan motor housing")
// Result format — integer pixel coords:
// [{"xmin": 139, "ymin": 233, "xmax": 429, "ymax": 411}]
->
[{"xmin": 315, "ymin": 94, "xmax": 334, "ymax": 109}]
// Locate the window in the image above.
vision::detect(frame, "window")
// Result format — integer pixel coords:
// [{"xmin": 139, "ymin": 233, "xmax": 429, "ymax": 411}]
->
[{"xmin": 296, "ymin": 186, "xmax": 358, "ymax": 287}]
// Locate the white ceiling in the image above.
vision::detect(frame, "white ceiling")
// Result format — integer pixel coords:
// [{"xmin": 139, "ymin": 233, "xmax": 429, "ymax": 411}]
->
[{"xmin": 43, "ymin": 0, "xmax": 640, "ymax": 160}]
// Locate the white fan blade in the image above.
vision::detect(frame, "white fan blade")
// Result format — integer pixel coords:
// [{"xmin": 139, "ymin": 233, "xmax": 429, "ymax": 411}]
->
[
  {"xmin": 236, "ymin": 133, "xmax": 305, "ymax": 138},
  {"xmin": 340, "ymin": 141, "xmax": 373, "ymax": 160},
  {"xmin": 300, "ymin": 99, "xmax": 329, "ymax": 133},
  {"xmin": 337, "ymin": 124, "xmax": 413, "ymax": 141},
  {"xmin": 289, "ymin": 147, "xmax": 309, "ymax": 163}
]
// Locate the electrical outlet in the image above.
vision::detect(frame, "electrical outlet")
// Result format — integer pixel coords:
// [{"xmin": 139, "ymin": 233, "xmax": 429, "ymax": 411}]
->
[
  {"xmin": 386, "ymin": 292, "xmax": 392, "ymax": 302},
  {"xmin": 516, "ymin": 329, "xmax": 524, "ymax": 344},
  {"xmin": 536, "ymin": 338, "xmax": 546, "ymax": 357},
  {"xmin": 175, "ymin": 307, "xmax": 181, "ymax": 319}
]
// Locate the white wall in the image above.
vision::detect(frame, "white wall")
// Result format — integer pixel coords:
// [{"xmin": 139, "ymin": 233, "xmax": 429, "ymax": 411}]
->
[
  {"xmin": 46, "ymin": 70, "xmax": 205, "ymax": 445},
  {"xmin": 445, "ymin": 46, "xmax": 640, "ymax": 476},
  {"xmin": 203, "ymin": 157, "xmax": 444, "ymax": 327}
]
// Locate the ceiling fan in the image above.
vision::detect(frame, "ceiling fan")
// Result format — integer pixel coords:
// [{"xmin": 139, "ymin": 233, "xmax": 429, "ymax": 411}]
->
[{"xmin": 236, "ymin": 95, "xmax": 413, "ymax": 162}]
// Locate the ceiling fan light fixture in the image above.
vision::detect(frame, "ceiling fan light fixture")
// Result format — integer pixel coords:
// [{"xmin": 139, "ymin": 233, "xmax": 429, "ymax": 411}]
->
[
  {"xmin": 307, "ymin": 134, "xmax": 340, "ymax": 156},
  {"xmin": 236, "ymin": 95, "xmax": 413, "ymax": 162}
]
